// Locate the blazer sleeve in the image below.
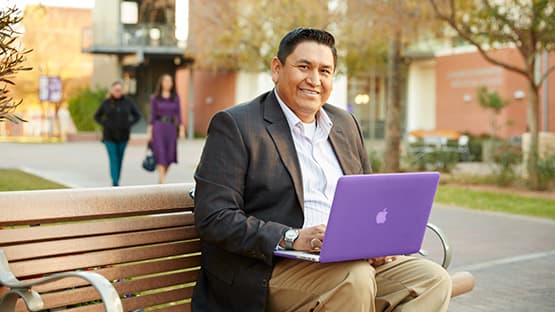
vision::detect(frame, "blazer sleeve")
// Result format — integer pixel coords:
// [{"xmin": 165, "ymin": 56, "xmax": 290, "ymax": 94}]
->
[
  {"xmin": 352, "ymin": 113, "xmax": 372, "ymax": 174},
  {"xmin": 194, "ymin": 111, "xmax": 288, "ymax": 266}
]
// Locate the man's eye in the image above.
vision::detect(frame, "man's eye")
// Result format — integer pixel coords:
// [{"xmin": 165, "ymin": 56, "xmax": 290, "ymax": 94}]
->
[{"xmin": 298, "ymin": 65, "xmax": 309, "ymax": 70}]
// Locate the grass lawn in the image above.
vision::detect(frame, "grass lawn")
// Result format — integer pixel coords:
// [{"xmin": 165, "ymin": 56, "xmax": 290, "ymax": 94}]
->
[
  {"xmin": 0, "ymin": 169, "xmax": 67, "ymax": 191},
  {"xmin": 436, "ymin": 184, "xmax": 555, "ymax": 220}
]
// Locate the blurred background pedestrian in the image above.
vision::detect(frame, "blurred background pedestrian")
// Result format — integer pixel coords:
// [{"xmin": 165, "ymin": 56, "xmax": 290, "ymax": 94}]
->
[
  {"xmin": 147, "ymin": 74, "xmax": 184, "ymax": 184},
  {"xmin": 94, "ymin": 81, "xmax": 141, "ymax": 186}
]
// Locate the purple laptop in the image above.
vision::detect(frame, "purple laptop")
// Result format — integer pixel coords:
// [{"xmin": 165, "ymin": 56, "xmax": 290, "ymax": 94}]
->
[{"xmin": 274, "ymin": 172, "xmax": 440, "ymax": 263}]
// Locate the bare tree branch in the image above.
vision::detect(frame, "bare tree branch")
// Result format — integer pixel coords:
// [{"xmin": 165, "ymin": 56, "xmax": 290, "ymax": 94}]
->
[
  {"xmin": 0, "ymin": 6, "xmax": 31, "ymax": 124},
  {"xmin": 428, "ymin": 0, "xmax": 530, "ymax": 78},
  {"xmin": 483, "ymin": 0, "xmax": 524, "ymax": 42},
  {"xmin": 538, "ymin": 63, "xmax": 555, "ymax": 87}
]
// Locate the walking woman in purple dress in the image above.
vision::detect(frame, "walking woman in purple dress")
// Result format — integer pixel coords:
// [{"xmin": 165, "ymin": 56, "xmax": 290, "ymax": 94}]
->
[{"xmin": 147, "ymin": 74, "xmax": 184, "ymax": 183}]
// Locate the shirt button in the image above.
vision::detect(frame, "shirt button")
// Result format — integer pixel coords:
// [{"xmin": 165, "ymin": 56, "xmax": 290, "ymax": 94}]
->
[{"xmin": 261, "ymin": 279, "xmax": 268, "ymax": 287}]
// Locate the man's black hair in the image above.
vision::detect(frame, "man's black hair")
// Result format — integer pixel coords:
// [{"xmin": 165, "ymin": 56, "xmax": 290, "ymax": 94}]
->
[{"xmin": 277, "ymin": 28, "xmax": 337, "ymax": 70}]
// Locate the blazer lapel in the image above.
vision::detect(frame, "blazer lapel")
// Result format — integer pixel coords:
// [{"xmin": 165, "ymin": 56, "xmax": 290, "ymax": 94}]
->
[
  {"xmin": 263, "ymin": 93, "xmax": 304, "ymax": 209},
  {"xmin": 326, "ymin": 106, "xmax": 359, "ymax": 175}
]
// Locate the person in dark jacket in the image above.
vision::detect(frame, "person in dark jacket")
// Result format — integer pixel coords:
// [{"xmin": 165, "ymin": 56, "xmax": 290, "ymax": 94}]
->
[{"xmin": 94, "ymin": 81, "xmax": 141, "ymax": 186}]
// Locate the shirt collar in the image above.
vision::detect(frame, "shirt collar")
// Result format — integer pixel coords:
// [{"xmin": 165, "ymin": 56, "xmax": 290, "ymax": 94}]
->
[{"xmin": 274, "ymin": 89, "xmax": 333, "ymax": 137}]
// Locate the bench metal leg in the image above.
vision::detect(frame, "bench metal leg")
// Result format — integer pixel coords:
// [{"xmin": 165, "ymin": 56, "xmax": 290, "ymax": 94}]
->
[
  {"xmin": 422, "ymin": 223, "xmax": 452, "ymax": 269},
  {"xmin": 0, "ymin": 288, "xmax": 43, "ymax": 311},
  {"xmin": 0, "ymin": 250, "xmax": 123, "ymax": 312}
]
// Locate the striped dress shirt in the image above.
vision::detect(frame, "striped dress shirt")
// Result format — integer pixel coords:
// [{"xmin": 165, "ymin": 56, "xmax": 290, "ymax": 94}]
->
[{"xmin": 275, "ymin": 90, "xmax": 344, "ymax": 228}]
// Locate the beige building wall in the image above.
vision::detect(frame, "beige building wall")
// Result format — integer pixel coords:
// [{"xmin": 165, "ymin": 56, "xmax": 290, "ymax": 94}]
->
[
  {"xmin": 234, "ymin": 72, "xmax": 274, "ymax": 105},
  {"xmin": 90, "ymin": 0, "xmax": 121, "ymax": 89},
  {"xmin": 407, "ymin": 59, "xmax": 436, "ymax": 132},
  {"xmin": 91, "ymin": 55, "xmax": 121, "ymax": 89},
  {"xmin": 92, "ymin": 0, "xmax": 120, "ymax": 45}
]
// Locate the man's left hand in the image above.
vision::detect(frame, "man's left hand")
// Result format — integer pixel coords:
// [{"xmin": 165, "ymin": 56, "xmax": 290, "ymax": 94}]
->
[{"xmin": 368, "ymin": 256, "xmax": 396, "ymax": 267}]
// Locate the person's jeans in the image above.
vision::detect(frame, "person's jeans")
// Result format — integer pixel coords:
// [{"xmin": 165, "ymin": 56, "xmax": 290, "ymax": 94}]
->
[{"xmin": 103, "ymin": 140, "xmax": 127, "ymax": 186}]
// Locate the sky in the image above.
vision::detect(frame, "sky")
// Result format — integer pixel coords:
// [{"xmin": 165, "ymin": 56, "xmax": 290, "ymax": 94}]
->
[{"xmin": 1, "ymin": 0, "xmax": 94, "ymax": 9}]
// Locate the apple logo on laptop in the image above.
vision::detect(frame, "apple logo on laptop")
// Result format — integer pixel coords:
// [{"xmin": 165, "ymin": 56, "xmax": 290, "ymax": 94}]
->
[{"xmin": 375, "ymin": 208, "xmax": 388, "ymax": 224}]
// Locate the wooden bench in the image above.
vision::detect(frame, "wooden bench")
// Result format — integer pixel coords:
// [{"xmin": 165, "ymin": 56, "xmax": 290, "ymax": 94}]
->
[{"xmin": 0, "ymin": 183, "xmax": 474, "ymax": 311}]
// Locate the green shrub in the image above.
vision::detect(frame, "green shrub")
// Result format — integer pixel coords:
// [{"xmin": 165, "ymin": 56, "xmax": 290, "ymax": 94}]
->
[
  {"xmin": 536, "ymin": 154, "xmax": 555, "ymax": 190},
  {"xmin": 491, "ymin": 142, "xmax": 522, "ymax": 186},
  {"xmin": 68, "ymin": 87, "xmax": 107, "ymax": 131},
  {"xmin": 405, "ymin": 147, "xmax": 459, "ymax": 173},
  {"xmin": 368, "ymin": 150, "xmax": 383, "ymax": 172},
  {"xmin": 466, "ymin": 133, "xmax": 495, "ymax": 162}
]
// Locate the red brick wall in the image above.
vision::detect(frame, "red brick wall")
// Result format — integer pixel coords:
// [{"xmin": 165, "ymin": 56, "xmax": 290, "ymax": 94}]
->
[
  {"xmin": 175, "ymin": 69, "xmax": 237, "ymax": 136},
  {"xmin": 435, "ymin": 48, "xmax": 555, "ymax": 138},
  {"xmin": 546, "ymin": 53, "xmax": 555, "ymax": 132}
]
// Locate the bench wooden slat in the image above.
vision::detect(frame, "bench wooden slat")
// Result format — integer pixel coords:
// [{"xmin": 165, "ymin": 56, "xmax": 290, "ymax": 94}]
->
[
  {"xmin": 59, "ymin": 302, "xmax": 191, "ymax": 312},
  {"xmin": 58, "ymin": 304, "xmax": 105, "ymax": 312},
  {"xmin": 32, "ymin": 256, "xmax": 201, "ymax": 292},
  {"xmin": 0, "ymin": 213, "xmax": 195, "ymax": 245},
  {"xmin": 119, "ymin": 287, "xmax": 193, "ymax": 312},
  {"xmin": 3, "ymin": 226, "xmax": 198, "ymax": 261},
  {"xmin": 113, "ymin": 271, "xmax": 197, "ymax": 296},
  {"xmin": 0, "ymin": 184, "xmax": 194, "ymax": 226},
  {"xmin": 10, "ymin": 240, "xmax": 200, "ymax": 277},
  {"xmin": 153, "ymin": 303, "xmax": 192, "ymax": 312},
  {"xmin": 16, "ymin": 273, "xmax": 196, "ymax": 311},
  {"xmin": 57, "ymin": 288, "xmax": 193, "ymax": 312},
  {"xmin": 14, "ymin": 271, "xmax": 198, "ymax": 310}
]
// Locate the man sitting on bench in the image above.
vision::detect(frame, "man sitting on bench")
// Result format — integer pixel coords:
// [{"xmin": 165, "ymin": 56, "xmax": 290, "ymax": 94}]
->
[{"xmin": 192, "ymin": 27, "xmax": 452, "ymax": 312}]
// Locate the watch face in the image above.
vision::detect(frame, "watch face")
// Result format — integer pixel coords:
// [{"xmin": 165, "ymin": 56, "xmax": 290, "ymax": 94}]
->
[{"xmin": 285, "ymin": 229, "xmax": 298, "ymax": 240}]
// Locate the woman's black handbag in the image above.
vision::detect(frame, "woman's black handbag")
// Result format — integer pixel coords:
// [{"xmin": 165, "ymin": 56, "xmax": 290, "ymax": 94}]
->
[{"xmin": 142, "ymin": 142, "xmax": 156, "ymax": 172}]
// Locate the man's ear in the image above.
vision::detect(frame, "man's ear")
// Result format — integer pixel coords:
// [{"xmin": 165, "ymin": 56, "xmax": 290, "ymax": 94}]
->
[{"xmin": 271, "ymin": 57, "xmax": 281, "ymax": 84}]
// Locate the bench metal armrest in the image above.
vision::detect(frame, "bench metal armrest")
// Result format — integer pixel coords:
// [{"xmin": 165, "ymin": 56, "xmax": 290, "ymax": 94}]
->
[
  {"xmin": 0, "ymin": 250, "xmax": 123, "ymax": 312},
  {"xmin": 424, "ymin": 223, "xmax": 452, "ymax": 269}
]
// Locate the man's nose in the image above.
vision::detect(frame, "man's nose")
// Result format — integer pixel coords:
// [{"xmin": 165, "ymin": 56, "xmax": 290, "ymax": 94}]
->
[{"xmin": 305, "ymin": 70, "xmax": 321, "ymax": 86}]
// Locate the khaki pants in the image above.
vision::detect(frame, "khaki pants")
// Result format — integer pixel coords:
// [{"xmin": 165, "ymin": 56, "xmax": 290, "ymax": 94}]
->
[{"xmin": 267, "ymin": 256, "xmax": 451, "ymax": 312}]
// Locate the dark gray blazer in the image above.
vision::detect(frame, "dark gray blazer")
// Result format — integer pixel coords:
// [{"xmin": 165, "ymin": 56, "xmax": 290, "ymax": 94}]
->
[{"xmin": 192, "ymin": 91, "xmax": 371, "ymax": 311}]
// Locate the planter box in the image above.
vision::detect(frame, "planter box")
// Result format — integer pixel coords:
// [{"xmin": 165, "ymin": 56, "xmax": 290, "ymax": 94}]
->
[
  {"xmin": 66, "ymin": 132, "xmax": 101, "ymax": 142},
  {"xmin": 521, "ymin": 132, "xmax": 555, "ymax": 176},
  {"xmin": 481, "ymin": 140, "xmax": 503, "ymax": 163}
]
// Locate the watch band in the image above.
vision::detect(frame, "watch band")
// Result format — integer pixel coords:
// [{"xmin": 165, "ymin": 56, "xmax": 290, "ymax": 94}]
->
[
  {"xmin": 285, "ymin": 236, "xmax": 295, "ymax": 250},
  {"xmin": 284, "ymin": 228, "xmax": 299, "ymax": 250}
]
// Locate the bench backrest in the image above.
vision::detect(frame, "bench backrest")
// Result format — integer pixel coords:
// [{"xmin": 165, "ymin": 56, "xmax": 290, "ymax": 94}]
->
[{"xmin": 0, "ymin": 183, "xmax": 197, "ymax": 312}]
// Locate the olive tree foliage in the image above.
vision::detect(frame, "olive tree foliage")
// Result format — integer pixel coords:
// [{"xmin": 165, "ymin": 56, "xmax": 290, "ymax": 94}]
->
[
  {"xmin": 429, "ymin": 0, "xmax": 555, "ymax": 189},
  {"xmin": 0, "ymin": 7, "xmax": 31, "ymax": 123},
  {"xmin": 188, "ymin": 0, "xmax": 442, "ymax": 172},
  {"xmin": 339, "ymin": 0, "xmax": 442, "ymax": 172},
  {"xmin": 188, "ymin": 0, "xmax": 331, "ymax": 72}
]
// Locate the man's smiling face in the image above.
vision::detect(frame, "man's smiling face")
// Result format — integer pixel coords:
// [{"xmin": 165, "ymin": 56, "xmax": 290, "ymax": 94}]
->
[{"xmin": 271, "ymin": 41, "xmax": 334, "ymax": 123}]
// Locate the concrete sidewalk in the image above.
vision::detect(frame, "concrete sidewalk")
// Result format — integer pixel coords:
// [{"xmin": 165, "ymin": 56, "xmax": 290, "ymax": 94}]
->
[
  {"xmin": 1, "ymin": 140, "xmax": 205, "ymax": 187},
  {"xmin": 2, "ymin": 140, "xmax": 555, "ymax": 311},
  {"xmin": 429, "ymin": 206, "xmax": 555, "ymax": 311}
]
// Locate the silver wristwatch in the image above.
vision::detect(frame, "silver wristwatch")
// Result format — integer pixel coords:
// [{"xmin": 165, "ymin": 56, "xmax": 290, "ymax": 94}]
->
[{"xmin": 284, "ymin": 228, "xmax": 300, "ymax": 250}]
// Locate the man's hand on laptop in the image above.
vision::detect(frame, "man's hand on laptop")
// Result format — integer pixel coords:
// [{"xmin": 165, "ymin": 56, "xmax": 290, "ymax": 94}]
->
[
  {"xmin": 294, "ymin": 224, "xmax": 326, "ymax": 252},
  {"xmin": 368, "ymin": 256, "xmax": 397, "ymax": 267}
]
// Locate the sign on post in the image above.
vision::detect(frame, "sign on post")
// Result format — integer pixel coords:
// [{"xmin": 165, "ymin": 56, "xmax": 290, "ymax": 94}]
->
[{"xmin": 38, "ymin": 76, "xmax": 62, "ymax": 102}]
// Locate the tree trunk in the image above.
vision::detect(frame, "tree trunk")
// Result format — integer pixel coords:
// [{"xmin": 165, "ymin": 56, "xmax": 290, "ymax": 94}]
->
[
  {"xmin": 526, "ymin": 79, "xmax": 540, "ymax": 188},
  {"xmin": 383, "ymin": 30, "xmax": 402, "ymax": 172},
  {"xmin": 53, "ymin": 104, "xmax": 61, "ymax": 138}
]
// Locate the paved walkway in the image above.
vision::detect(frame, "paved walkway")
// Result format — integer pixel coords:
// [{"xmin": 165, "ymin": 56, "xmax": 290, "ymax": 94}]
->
[
  {"xmin": 2, "ymin": 140, "xmax": 554, "ymax": 311},
  {"xmin": 1, "ymin": 139, "xmax": 205, "ymax": 187}
]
